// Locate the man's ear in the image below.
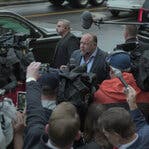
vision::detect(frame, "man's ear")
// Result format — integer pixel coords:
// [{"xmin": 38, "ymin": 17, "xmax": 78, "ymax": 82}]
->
[
  {"xmin": 75, "ymin": 130, "xmax": 81, "ymax": 141},
  {"xmin": 45, "ymin": 124, "xmax": 49, "ymax": 134}
]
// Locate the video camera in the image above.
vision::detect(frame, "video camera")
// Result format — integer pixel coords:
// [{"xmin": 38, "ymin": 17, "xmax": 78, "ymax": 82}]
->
[{"xmin": 0, "ymin": 32, "xmax": 31, "ymax": 55}]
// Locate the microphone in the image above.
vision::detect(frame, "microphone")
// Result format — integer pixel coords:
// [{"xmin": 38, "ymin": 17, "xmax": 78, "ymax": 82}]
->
[
  {"xmin": 71, "ymin": 64, "xmax": 87, "ymax": 73},
  {"xmin": 81, "ymin": 11, "xmax": 93, "ymax": 29},
  {"xmin": 69, "ymin": 58, "xmax": 77, "ymax": 70},
  {"xmin": 112, "ymin": 68, "xmax": 129, "ymax": 89},
  {"xmin": 81, "ymin": 11, "xmax": 145, "ymax": 30}
]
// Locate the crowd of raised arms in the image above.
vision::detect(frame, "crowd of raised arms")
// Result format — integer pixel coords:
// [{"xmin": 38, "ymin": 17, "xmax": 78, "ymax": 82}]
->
[{"xmin": 0, "ymin": 19, "xmax": 149, "ymax": 149}]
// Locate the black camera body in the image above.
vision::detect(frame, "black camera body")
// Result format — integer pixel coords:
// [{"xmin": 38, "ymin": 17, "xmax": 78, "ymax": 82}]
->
[
  {"xmin": 39, "ymin": 63, "xmax": 50, "ymax": 75},
  {"xmin": 0, "ymin": 32, "xmax": 30, "ymax": 55}
]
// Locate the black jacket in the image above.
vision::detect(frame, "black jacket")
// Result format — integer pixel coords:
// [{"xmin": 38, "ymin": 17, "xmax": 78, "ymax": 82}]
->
[
  {"xmin": 71, "ymin": 47, "xmax": 109, "ymax": 84},
  {"xmin": 52, "ymin": 32, "xmax": 79, "ymax": 68},
  {"xmin": 23, "ymin": 81, "xmax": 52, "ymax": 149}
]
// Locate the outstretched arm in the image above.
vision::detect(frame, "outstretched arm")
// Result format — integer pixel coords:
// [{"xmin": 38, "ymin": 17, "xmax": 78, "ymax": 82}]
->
[
  {"xmin": 126, "ymin": 85, "xmax": 147, "ymax": 131},
  {"xmin": 125, "ymin": 86, "xmax": 137, "ymax": 111}
]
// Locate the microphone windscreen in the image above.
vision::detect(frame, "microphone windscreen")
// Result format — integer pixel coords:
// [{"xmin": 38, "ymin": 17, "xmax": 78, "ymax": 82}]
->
[{"xmin": 81, "ymin": 11, "xmax": 93, "ymax": 29}]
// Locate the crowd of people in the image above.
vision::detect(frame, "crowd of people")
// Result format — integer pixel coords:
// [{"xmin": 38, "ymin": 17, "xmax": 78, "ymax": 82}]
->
[{"xmin": 0, "ymin": 19, "xmax": 149, "ymax": 149}]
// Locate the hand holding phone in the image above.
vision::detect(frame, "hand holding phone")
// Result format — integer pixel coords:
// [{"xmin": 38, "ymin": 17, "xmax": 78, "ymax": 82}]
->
[{"xmin": 17, "ymin": 91, "xmax": 26, "ymax": 112}]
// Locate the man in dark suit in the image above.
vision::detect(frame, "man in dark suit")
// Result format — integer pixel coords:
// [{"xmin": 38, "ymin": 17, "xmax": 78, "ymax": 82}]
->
[
  {"xmin": 100, "ymin": 86, "xmax": 149, "ymax": 149},
  {"xmin": 71, "ymin": 33, "xmax": 109, "ymax": 84},
  {"xmin": 52, "ymin": 19, "xmax": 80, "ymax": 68},
  {"xmin": 24, "ymin": 62, "xmax": 81, "ymax": 149}
]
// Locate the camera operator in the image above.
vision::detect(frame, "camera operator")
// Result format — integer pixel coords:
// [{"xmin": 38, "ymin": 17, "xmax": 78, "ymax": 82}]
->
[{"xmin": 0, "ymin": 32, "xmax": 34, "ymax": 104}]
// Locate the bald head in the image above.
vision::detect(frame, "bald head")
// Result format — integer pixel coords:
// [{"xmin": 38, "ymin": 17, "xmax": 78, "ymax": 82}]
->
[
  {"xmin": 80, "ymin": 33, "xmax": 97, "ymax": 56},
  {"xmin": 124, "ymin": 25, "xmax": 137, "ymax": 41}
]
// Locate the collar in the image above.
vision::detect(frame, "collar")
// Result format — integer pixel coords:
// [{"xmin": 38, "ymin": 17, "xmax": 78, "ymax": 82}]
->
[
  {"xmin": 125, "ymin": 37, "xmax": 137, "ymax": 43},
  {"xmin": 46, "ymin": 139, "xmax": 74, "ymax": 149},
  {"xmin": 41, "ymin": 100, "xmax": 56, "ymax": 110},
  {"xmin": 62, "ymin": 31, "xmax": 70, "ymax": 38},
  {"xmin": 82, "ymin": 48, "xmax": 98, "ymax": 59},
  {"xmin": 46, "ymin": 139, "xmax": 59, "ymax": 149},
  {"xmin": 91, "ymin": 48, "xmax": 98, "ymax": 57},
  {"xmin": 119, "ymin": 133, "xmax": 138, "ymax": 149}
]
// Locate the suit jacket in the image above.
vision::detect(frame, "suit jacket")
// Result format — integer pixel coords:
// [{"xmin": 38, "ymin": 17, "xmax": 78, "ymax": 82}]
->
[
  {"xmin": 52, "ymin": 32, "xmax": 79, "ymax": 68},
  {"xmin": 23, "ymin": 81, "xmax": 52, "ymax": 149},
  {"xmin": 71, "ymin": 47, "xmax": 109, "ymax": 84},
  {"xmin": 127, "ymin": 109, "xmax": 149, "ymax": 149}
]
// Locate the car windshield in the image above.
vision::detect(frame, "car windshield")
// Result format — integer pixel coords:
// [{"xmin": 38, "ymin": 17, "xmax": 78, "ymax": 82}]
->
[{"xmin": 0, "ymin": 17, "xmax": 30, "ymax": 35}]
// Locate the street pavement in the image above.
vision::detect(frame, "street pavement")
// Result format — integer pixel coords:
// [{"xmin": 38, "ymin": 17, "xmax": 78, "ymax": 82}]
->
[{"xmin": 0, "ymin": 0, "xmax": 47, "ymax": 6}]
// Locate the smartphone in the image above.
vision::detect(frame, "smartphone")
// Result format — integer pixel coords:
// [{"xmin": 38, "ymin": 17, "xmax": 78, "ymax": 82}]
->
[{"xmin": 17, "ymin": 91, "xmax": 26, "ymax": 111}]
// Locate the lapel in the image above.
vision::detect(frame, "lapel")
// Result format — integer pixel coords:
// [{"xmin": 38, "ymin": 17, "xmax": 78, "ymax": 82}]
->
[
  {"xmin": 76, "ymin": 50, "xmax": 82, "ymax": 66},
  {"xmin": 53, "ymin": 33, "xmax": 70, "ymax": 60},
  {"xmin": 90, "ymin": 48, "xmax": 102, "ymax": 72}
]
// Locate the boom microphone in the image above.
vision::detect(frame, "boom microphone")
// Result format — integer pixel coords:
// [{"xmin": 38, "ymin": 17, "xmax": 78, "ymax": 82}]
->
[
  {"xmin": 81, "ymin": 11, "xmax": 147, "ymax": 30},
  {"xmin": 81, "ymin": 11, "xmax": 93, "ymax": 29}
]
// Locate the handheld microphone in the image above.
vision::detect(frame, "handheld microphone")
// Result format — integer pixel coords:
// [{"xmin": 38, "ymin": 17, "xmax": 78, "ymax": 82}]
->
[
  {"xmin": 71, "ymin": 64, "xmax": 87, "ymax": 73},
  {"xmin": 112, "ymin": 68, "xmax": 129, "ymax": 89},
  {"xmin": 68, "ymin": 58, "xmax": 77, "ymax": 71},
  {"xmin": 81, "ymin": 11, "xmax": 93, "ymax": 29}
]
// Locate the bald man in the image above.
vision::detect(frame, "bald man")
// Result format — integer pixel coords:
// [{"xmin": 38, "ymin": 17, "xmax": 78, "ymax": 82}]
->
[
  {"xmin": 71, "ymin": 33, "xmax": 109, "ymax": 85},
  {"xmin": 52, "ymin": 19, "xmax": 79, "ymax": 68}
]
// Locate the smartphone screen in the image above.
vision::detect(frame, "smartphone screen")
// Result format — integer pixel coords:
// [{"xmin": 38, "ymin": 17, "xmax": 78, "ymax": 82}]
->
[{"xmin": 17, "ymin": 91, "xmax": 26, "ymax": 111}]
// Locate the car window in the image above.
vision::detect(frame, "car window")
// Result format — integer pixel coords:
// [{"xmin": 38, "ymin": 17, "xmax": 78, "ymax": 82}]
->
[{"xmin": 0, "ymin": 17, "xmax": 30, "ymax": 35}]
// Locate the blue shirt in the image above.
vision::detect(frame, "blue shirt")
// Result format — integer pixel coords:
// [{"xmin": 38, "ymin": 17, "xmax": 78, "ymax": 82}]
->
[{"xmin": 80, "ymin": 48, "xmax": 97, "ymax": 73}]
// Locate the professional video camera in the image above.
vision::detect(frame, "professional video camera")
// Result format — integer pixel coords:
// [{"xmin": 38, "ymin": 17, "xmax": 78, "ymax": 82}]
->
[
  {"xmin": 0, "ymin": 31, "xmax": 34, "ymax": 99},
  {"xmin": 0, "ymin": 32, "xmax": 31, "ymax": 55}
]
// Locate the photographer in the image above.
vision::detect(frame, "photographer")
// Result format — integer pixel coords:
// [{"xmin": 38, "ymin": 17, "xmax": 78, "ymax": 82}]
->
[
  {"xmin": 100, "ymin": 86, "xmax": 149, "ymax": 149},
  {"xmin": 94, "ymin": 51, "xmax": 149, "ymax": 122}
]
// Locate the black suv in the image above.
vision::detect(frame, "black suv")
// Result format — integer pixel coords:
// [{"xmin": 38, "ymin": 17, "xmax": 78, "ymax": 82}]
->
[{"xmin": 0, "ymin": 10, "xmax": 82, "ymax": 63}]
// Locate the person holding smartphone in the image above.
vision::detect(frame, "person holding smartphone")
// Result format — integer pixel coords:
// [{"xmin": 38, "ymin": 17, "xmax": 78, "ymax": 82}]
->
[
  {"xmin": 94, "ymin": 51, "xmax": 149, "ymax": 122},
  {"xmin": 100, "ymin": 86, "xmax": 149, "ymax": 149}
]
